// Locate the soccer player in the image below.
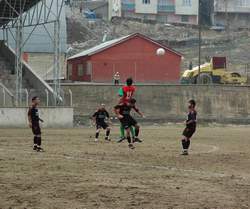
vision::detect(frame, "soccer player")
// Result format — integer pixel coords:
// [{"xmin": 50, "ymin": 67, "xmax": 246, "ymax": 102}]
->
[
  {"xmin": 117, "ymin": 77, "xmax": 136, "ymax": 141},
  {"xmin": 117, "ymin": 125, "xmax": 135, "ymax": 143},
  {"xmin": 118, "ymin": 77, "xmax": 136, "ymax": 104},
  {"xmin": 114, "ymin": 98, "xmax": 144, "ymax": 149},
  {"xmin": 28, "ymin": 96, "xmax": 44, "ymax": 152},
  {"xmin": 92, "ymin": 104, "xmax": 111, "ymax": 142},
  {"xmin": 181, "ymin": 99, "xmax": 197, "ymax": 155}
]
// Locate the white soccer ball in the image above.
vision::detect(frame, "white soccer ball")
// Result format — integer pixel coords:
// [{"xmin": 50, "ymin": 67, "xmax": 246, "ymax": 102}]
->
[{"xmin": 156, "ymin": 48, "xmax": 166, "ymax": 56}]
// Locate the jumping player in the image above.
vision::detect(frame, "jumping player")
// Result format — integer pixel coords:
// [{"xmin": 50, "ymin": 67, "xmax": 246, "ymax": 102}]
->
[
  {"xmin": 181, "ymin": 100, "xmax": 197, "ymax": 155},
  {"xmin": 117, "ymin": 77, "xmax": 136, "ymax": 141},
  {"xmin": 118, "ymin": 77, "xmax": 136, "ymax": 104},
  {"xmin": 117, "ymin": 125, "xmax": 135, "ymax": 143},
  {"xmin": 28, "ymin": 96, "xmax": 44, "ymax": 152},
  {"xmin": 114, "ymin": 98, "xmax": 144, "ymax": 149},
  {"xmin": 92, "ymin": 104, "xmax": 111, "ymax": 142}
]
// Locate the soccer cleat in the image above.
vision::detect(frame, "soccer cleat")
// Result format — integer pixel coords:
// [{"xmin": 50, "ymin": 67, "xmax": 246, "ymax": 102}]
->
[
  {"xmin": 181, "ymin": 150, "xmax": 189, "ymax": 155},
  {"xmin": 36, "ymin": 147, "xmax": 44, "ymax": 152},
  {"xmin": 105, "ymin": 136, "xmax": 111, "ymax": 141},
  {"xmin": 117, "ymin": 137, "xmax": 125, "ymax": 143},
  {"xmin": 128, "ymin": 143, "xmax": 135, "ymax": 149},
  {"xmin": 94, "ymin": 138, "xmax": 98, "ymax": 142},
  {"xmin": 134, "ymin": 137, "xmax": 143, "ymax": 143},
  {"xmin": 33, "ymin": 145, "xmax": 37, "ymax": 150}
]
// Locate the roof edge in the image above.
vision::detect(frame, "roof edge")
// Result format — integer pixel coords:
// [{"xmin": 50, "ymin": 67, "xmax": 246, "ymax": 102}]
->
[{"xmin": 68, "ymin": 33, "xmax": 182, "ymax": 60}]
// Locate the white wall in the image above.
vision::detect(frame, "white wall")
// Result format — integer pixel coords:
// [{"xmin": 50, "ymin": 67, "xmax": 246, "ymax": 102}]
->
[
  {"xmin": 0, "ymin": 107, "xmax": 73, "ymax": 128},
  {"xmin": 26, "ymin": 53, "xmax": 66, "ymax": 80},
  {"xmin": 175, "ymin": 0, "xmax": 198, "ymax": 15},
  {"xmin": 214, "ymin": 0, "xmax": 250, "ymax": 13},
  {"xmin": 135, "ymin": 0, "xmax": 157, "ymax": 14},
  {"xmin": 109, "ymin": 0, "xmax": 122, "ymax": 20}
]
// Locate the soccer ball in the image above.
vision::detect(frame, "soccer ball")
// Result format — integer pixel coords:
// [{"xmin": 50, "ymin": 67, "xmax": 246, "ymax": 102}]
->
[{"xmin": 156, "ymin": 48, "xmax": 165, "ymax": 56}]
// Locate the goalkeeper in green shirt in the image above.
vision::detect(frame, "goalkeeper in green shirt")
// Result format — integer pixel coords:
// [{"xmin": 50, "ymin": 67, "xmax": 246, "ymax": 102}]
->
[{"xmin": 117, "ymin": 85, "xmax": 136, "ymax": 143}]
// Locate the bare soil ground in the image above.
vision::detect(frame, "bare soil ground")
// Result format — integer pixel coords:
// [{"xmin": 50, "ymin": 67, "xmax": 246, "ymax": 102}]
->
[{"xmin": 0, "ymin": 125, "xmax": 250, "ymax": 209}]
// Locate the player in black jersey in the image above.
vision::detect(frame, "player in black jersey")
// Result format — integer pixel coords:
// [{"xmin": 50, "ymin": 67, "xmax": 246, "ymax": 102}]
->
[
  {"xmin": 181, "ymin": 100, "xmax": 197, "ymax": 155},
  {"xmin": 28, "ymin": 96, "xmax": 44, "ymax": 152},
  {"xmin": 114, "ymin": 98, "xmax": 144, "ymax": 149},
  {"xmin": 92, "ymin": 104, "xmax": 111, "ymax": 142}
]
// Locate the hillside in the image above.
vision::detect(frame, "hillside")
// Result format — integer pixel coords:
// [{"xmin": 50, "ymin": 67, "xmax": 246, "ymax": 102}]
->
[{"xmin": 66, "ymin": 6, "xmax": 250, "ymax": 74}]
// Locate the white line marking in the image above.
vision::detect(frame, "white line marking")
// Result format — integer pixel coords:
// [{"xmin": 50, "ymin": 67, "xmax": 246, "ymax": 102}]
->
[
  {"xmin": 0, "ymin": 147, "xmax": 230, "ymax": 179},
  {"xmin": 192, "ymin": 144, "xmax": 220, "ymax": 154}
]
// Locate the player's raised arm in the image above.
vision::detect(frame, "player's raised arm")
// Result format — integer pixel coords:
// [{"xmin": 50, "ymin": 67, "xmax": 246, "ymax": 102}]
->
[
  {"xmin": 134, "ymin": 107, "xmax": 144, "ymax": 118},
  {"xmin": 114, "ymin": 105, "xmax": 123, "ymax": 119},
  {"xmin": 130, "ymin": 98, "xmax": 144, "ymax": 117}
]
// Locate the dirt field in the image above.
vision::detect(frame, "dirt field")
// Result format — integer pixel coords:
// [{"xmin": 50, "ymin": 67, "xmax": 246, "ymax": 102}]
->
[{"xmin": 0, "ymin": 125, "xmax": 250, "ymax": 209}]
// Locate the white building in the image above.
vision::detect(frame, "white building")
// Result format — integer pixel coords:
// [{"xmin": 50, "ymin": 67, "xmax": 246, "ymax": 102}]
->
[
  {"xmin": 109, "ymin": 0, "xmax": 199, "ymax": 25},
  {"xmin": 213, "ymin": 0, "xmax": 250, "ymax": 29}
]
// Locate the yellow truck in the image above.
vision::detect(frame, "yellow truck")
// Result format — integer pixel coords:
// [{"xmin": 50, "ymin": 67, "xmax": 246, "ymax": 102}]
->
[{"xmin": 181, "ymin": 57, "xmax": 247, "ymax": 85}]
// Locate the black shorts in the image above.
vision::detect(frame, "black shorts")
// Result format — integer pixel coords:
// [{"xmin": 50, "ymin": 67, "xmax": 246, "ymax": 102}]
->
[
  {"xmin": 96, "ymin": 122, "xmax": 108, "ymax": 130},
  {"xmin": 120, "ymin": 115, "xmax": 137, "ymax": 129},
  {"xmin": 183, "ymin": 127, "xmax": 196, "ymax": 138},
  {"xmin": 32, "ymin": 124, "xmax": 41, "ymax": 135}
]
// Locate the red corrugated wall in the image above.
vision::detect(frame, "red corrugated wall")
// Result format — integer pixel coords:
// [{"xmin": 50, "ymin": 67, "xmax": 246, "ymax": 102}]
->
[
  {"xmin": 68, "ymin": 56, "xmax": 91, "ymax": 81},
  {"xmin": 68, "ymin": 35, "xmax": 181, "ymax": 83}
]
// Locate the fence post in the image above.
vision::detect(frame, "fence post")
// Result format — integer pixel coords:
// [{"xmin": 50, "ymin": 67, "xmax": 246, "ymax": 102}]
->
[
  {"xmin": 3, "ymin": 87, "xmax": 5, "ymax": 107},
  {"xmin": 69, "ymin": 89, "xmax": 72, "ymax": 107},
  {"xmin": 25, "ymin": 89, "xmax": 29, "ymax": 107},
  {"xmin": 45, "ymin": 89, "xmax": 49, "ymax": 107}
]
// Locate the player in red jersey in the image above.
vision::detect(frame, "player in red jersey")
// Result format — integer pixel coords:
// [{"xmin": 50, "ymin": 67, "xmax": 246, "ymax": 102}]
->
[
  {"xmin": 117, "ymin": 77, "xmax": 136, "ymax": 142},
  {"xmin": 118, "ymin": 77, "xmax": 136, "ymax": 104}
]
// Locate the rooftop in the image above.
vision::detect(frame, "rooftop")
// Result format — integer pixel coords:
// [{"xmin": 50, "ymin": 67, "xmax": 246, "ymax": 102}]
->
[{"xmin": 68, "ymin": 33, "xmax": 182, "ymax": 60}]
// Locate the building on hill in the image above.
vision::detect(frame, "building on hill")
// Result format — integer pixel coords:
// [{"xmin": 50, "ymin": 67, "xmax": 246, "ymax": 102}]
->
[
  {"xmin": 109, "ymin": 0, "xmax": 199, "ymax": 25},
  {"xmin": 213, "ymin": 0, "xmax": 250, "ymax": 29},
  {"xmin": 67, "ymin": 33, "xmax": 182, "ymax": 83}
]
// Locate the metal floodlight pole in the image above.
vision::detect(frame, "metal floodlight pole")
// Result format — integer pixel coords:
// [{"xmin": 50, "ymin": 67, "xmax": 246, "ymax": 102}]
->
[
  {"xmin": 15, "ymin": 6, "xmax": 23, "ymax": 106},
  {"xmin": 198, "ymin": 0, "xmax": 201, "ymax": 84},
  {"xmin": 53, "ymin": 0, "xmax": 61, "ymax": 106}
]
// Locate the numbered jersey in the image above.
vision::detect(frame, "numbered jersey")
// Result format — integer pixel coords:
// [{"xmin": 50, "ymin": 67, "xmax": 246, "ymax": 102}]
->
[{"xmin": 119, "ymin": 85, "xmax": 136, "ymax": 104}]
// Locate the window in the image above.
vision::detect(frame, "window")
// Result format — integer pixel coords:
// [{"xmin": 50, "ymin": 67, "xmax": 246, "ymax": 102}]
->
[
  {"xmin": 157, "ymin": 15, "xmax": 167, "ymax": 23},
  {"xmin": 182, "ymin": 0, "xmax": 191, "ymax": 6},
  {"xmin": 86, "ymin": 62, "xmax": 92, "ymax": 75},
  {"xmin": 78, "ymin": 64, "xmax": 84, "ymax": 76},
  {"xmin": 239, "ymin": 0, "xmax": 250, "ymax": 7},
  {"xmin": 68, "ymin": 64, "xmax": 72, "ymax": 78},
  {"xmin": 181, "ymin": 15, "xmax": 189, "ymax": 22},
  {"xmin": 142, "ymin": 0, "xmax": 150, "ymax": 4},
  {"xmin": 158, "ymin": 0, "xmax": 167, "ymax": 5}
]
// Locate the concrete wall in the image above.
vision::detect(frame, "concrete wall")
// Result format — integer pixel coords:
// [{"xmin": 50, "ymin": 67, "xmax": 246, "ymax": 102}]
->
[
  {"xmin": 135, "ymin": 0, "xmax": 157, "ymax": 14},
  {"xmin": 62, "ymin": 84, "xmax": 250, "ymax": 124},
  {"xmin": 213, "ymin": 13, "xmax": 250, "ymax": 29},
  {"xmin": 0, "ymin": 84, "xmax": 14, "ymax": 107},
  {"xmin": 0, "ymin": 107, "xmax": 73, "ymax": 128},
  {"xmin": 25, "ymin": 53, "xmax": 66, "ymax": 80},
  {"xmin": 175, "ymin": 0, "xmax": 198, "ymax": 16},
  {"xmin": 214, "ymin": 0, "xmax": 250, "ymax": 13}
]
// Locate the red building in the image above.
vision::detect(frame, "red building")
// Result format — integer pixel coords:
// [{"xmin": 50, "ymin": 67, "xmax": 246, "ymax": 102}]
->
[{"xmin": 67, "ymin": 33, "xmax": 182, "ymax": 83}]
